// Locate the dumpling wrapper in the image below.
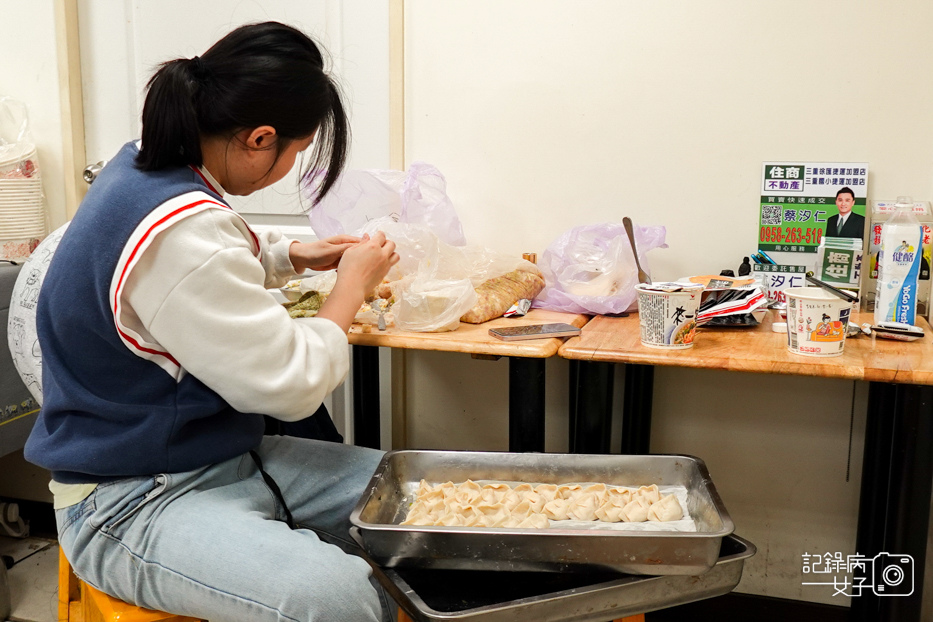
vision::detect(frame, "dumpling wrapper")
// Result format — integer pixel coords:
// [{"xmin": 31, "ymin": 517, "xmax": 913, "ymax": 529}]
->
[
  {"xmin": 620, "ymin": 497, "xmax": 652, "ymax": 522},
  {"xmin": 557, "ymin": 484, "xmax": 583, "ymax": 500},
  {"xmin": 647, "ymin": 494, "xmax": 684, "ymax": 522},
  {"xmin": 634, "ymin": 484, "xmax": 661, "ymax": 505},
  {"xmin": 595, "ymin": 501, "xmax": 624, "ymax": 523},
  {"xmin": 534, "ymin": 484, "xmax": 559, "ymax": 502},
  {"xmin": 567, "ymin": 492, "xmax": 600, "ymax": 521},
  {"xmin": 543, "ymin": 498, "xmax": 570, "ymax": 521}
]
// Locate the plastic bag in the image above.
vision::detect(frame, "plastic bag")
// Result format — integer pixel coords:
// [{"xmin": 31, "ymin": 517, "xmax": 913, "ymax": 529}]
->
[
  {"xmin": 533, "ymin": 222, "xmax": 667, "ymax": 315},
  {"xmin": 394, "ymin": 278, "xmax": 478, "ymax": 332},
  {"xmin": 359, "ymin": 218, "xmax": 538, "ymax": 332},
  {"xmin": 308, "ymin": 162, "xmax": 466, "ymax": 246}
]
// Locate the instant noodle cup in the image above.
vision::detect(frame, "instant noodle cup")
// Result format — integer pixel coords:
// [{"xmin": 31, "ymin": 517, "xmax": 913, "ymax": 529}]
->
[
  {"xmin": 635, "ymin": 282, "xmax": 704, "ymax": 349},
  {"xmin": 785, "ymin": 287, "xmax": 851, "ymax": 357}
]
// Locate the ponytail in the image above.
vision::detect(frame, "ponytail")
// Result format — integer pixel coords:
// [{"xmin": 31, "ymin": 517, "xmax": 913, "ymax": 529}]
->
[
  {"xmin": 135, "ymin": 22, "xmax": 350, "ymax": 204},
  {"xmin": 136, "ymin": 59, "xmax": 203, "ymax": 170}
]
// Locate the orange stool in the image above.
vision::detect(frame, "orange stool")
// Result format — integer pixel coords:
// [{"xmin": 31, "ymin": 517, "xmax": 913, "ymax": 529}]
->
[{"xmin": 58, "ymin": 548, "xmax": 205, "ymax": 622}]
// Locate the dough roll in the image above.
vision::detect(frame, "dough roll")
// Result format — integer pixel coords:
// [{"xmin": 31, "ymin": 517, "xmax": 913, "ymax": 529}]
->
[{"xmin": 460, "ymin": 270, "xmax": 546, "ymax": 324}]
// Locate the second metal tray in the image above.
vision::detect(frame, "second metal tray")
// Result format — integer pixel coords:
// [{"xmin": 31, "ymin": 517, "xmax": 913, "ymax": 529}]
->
[
  {"xmin": 350, "ymin": 450, "xmax": 735, "ymax": 575},
  {"xmin": 372, "ymin": 534, "xmax": 756, "ymax": 622}
]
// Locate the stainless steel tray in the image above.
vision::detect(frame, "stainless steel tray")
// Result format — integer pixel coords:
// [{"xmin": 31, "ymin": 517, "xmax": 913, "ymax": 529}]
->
[
  {"xmin": 350, "ymin": 450, "xmax": 734, "ymax": 575},
  {"xmin": 371, "ymin": 534, "xmax": 756, "ymax": 622}
]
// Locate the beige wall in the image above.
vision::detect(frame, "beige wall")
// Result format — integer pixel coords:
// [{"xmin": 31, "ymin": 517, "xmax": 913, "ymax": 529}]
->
[{"xmin": 401, "ymin": 0, "xmax": 933, "ymax": 608}]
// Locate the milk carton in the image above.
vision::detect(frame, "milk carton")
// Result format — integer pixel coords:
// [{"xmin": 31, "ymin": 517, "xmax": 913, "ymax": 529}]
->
[
  {"xmin": 874, "ymin": 197, "xmax": 924, "ymax": 325},
  {"xmin": 864, "ymin": 198, "xmax": 932, "ymax": 315}
]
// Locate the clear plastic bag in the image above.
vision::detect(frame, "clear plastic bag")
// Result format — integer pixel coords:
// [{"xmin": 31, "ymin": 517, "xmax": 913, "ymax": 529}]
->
[
  {"xmin": 533, "ymin": 222, "xmax": 667, "ymax": 315},
  {"xmin": 308, "ymin": 162, "xmax": 466, "ymax": 246},
  {"xmin": 394, "ymin": 278, "xmax": 478, "ymax": 332},
  {"xmin": 360, "ymin": 218, "xmax": 539, "ymax": 332}
]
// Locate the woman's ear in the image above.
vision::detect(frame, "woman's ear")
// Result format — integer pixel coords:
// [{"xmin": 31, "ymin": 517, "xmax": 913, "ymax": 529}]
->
[{"xmin": 244, "ymin": 126, "xmax": 277, "ymax": 149}]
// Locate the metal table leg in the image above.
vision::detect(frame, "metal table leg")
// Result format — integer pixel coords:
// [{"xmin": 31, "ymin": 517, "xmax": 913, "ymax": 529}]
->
[
  {"xmin": 621, "ymin": 364, "xmax": 654, "ymax": 454},
  {"xmin": 352, "ymin": 345, "xmax": 381, "ymax": 449},
  {"xmin": 851, "ymin": 382, "xmax": 933, "ymax": 622},
  {"xmin": 568, "ymin": 360, "xmax": 614, "ymax": 453},
  {"xmin": 509, "ymin": 357, "xmax": 546, "ymax": 452}
]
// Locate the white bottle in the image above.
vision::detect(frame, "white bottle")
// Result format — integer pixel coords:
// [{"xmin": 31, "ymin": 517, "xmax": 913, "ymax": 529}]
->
[{"xmin": 874, "ymin": 196, "xmax": 924, "ymax": 325}]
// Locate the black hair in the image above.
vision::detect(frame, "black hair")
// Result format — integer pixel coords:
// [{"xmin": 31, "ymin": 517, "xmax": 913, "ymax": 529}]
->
[
  {"xmin": 836, "ymin": 187, "xmax": 855, "ymax": 200},
  {"xmin": 136, "ymin": 21, "xmax": 349, "ymax": 202}
]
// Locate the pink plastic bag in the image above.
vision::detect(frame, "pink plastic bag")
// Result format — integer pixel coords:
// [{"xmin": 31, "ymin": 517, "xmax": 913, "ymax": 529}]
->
[
  {"xmin": 307, "ymin": 162, "xmax": 466, "ymax": 246},
  {"xmin": 532, "ymin": 222, "xmax": 667, "ymax": 315}
]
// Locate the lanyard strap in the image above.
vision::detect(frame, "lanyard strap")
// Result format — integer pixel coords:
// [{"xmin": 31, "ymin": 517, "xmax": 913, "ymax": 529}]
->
[{"xmin": 249, "ymin": 450, "xmax": 296, "ymax": 530}]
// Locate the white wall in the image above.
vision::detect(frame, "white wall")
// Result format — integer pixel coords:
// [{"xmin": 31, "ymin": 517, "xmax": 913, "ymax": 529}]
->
[
  {"xmin": 0, "ymin": 0, "xmax": 66, "ymax": 231},
  {"xmin": 78, "ymin": 0, "xmax": 391, "ymax": 224},
  {"xmin": 401, "ymin": 0, "xmax": 933, "ymax": 608}
]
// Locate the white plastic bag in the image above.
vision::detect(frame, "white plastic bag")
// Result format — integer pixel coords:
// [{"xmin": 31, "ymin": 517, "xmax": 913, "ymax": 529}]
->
[
  {"xmin": 308, "ymin": 162, "xmax": 466, "ymax": 246},
  {"xmin": 533, "ymin": 222, "xmax": 667, "ymax": 315}
]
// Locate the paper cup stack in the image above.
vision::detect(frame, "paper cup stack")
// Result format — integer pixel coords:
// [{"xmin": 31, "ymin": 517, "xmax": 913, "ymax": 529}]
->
[{"xmin": 0, "ymin": 142, "xmax": 47, "ymax": 262}]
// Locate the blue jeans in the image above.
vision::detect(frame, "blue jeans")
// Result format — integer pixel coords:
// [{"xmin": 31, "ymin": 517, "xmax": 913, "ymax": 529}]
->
[{"xmin": 56, "ymin": 436, "xmax": 393, "ymax": 622}]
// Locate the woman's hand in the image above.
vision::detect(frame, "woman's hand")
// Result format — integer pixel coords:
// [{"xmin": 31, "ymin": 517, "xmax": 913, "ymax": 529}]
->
[
  {"xmin": 289, "ymin": 235, "xmax": 360, "ymax": 272},
  {"xmin": 315, "ymin": 232, "xmax": 400, "ymax": 333},
  {"xmin": 336, "ymin": 232, "xmax": 400, "ymax": 296}
]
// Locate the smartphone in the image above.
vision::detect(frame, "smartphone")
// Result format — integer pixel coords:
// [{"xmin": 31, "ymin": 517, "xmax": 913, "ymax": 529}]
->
[{"xmin": 489, "ymin": 323, "xmax": 582, "ymax": 341}]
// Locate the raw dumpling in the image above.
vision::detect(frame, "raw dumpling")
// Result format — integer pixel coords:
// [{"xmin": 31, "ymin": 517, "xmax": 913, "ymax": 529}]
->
[
  {"xmin": 437, "ymin": 481, "xmax": 457, "ymax": 499},
  {"xmin": 401, "ymin": 500, "xmax": 434, "ymax": 525},
  {"xmin": 557, "ymin": 484, "xmax": 583, "ymax": 500},
  {"xmin": 417, "ymin": 479, "xmax": 435, "ymax": 497},
  {"xmin": 534, "ymin": 484, "xmax": 559, "ymax": 502},
  {"xmin": 582, "ymin": 484, "xmax": 609, "ymax": 505},
  {"xmin": 595, "ymin": 501, "xmax": 625, "ymax": 523},
  {"xmin": 634, "ymin": 484, "xmax": 661, "ymax": 505},
  {"xmin": 455, "ymin": 480, "xmax": 482, "ymax": 504},
  {"xmin": 620, "ymin": 497, "xmax": 652, "ymax": 522},
  {"xmin": 522, "ymin": 491, "xmax": 546, "ymax": 514},
  {"xmin": 543, "ymin": 498, "xmax": 570, "ymax": 521},
  {"xmin": 567, "ymin": 492, "xmax": 600, "ymax": 521},
  {"xmin": 607, "ymin": 487, "xmax": 633, "ymax": 506},
  {"xmin": 647, "ymin": 494, "xmax": 684, "ymax": 522}
]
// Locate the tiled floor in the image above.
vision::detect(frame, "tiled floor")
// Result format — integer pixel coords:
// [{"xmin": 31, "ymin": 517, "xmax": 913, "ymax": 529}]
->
[{"xmin": 2, "ymin": 537, "xmax": 57, "ymax": 622}]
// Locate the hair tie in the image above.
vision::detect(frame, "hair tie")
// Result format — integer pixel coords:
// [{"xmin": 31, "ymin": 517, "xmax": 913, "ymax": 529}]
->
[{"xmin": 189, "ymin": 55, "xmax": 210, "ymax": 82}]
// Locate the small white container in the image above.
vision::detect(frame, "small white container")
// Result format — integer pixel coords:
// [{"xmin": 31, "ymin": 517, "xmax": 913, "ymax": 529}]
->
[{"xmin": 785, "ymin": 287, "xmax": 852, "ymax": 357}]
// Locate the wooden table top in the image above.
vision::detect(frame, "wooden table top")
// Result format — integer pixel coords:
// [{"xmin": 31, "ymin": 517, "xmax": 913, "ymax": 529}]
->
[
  {"xmin": 559, "ymin": 311, "xmax": 933, "ymax": 385},
  {"xmin": 348, "ymin": 309, "xmax": 590, "ymax": 358}
]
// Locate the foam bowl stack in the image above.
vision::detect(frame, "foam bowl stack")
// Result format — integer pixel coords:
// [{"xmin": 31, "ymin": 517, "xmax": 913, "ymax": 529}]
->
[{"xmin": 0, "ymin": 142, "xmax": 47, "ymax": 262}]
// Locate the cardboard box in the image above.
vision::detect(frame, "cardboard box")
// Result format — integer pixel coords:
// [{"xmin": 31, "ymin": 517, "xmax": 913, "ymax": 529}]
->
[{"xmin": 862, "ymin": 199, "xmax": 933, "ymax": 316}]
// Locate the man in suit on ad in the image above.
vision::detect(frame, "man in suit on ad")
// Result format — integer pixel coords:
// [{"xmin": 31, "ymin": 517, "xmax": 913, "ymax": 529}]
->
[{"xmin": 825, "ymin": 186, "xmax": 865, "ymax": 238}]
